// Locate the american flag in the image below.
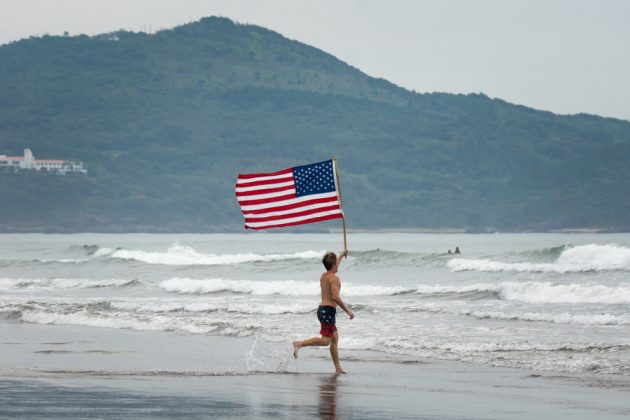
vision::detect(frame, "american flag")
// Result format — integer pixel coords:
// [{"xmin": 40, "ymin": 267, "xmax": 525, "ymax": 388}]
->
[{"xmin": 235, "ymin": 159, "xmax": 344, "ymax": 230}]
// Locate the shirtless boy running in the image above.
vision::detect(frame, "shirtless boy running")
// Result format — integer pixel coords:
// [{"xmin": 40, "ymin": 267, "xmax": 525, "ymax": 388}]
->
[{"xmin": 293, "ymin": 250, "xmax": 355, "ymax": 374}]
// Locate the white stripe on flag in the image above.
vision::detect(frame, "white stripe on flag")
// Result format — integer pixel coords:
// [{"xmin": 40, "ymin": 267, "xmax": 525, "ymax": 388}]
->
[
  {"xmin": 236, "ymin": 189, "xmax": 296, "ymax": 202},
  {"xmin": 235, "ymin": 180, "xmax": 294, "ymax": 193},
  {"xmin": 239, "ymin": 192, "xmax": 339, "ymax": 211},
  {"xmin": 237, "ymin": 173, "xmax": 293, "ymax": 184},
  {"xmin": 243, "ymin": 201, "xmax": 340, "ymax": 219},
  {"xmin": 244, "ymin": 209, "xmax": 343, "ymax": 228}
]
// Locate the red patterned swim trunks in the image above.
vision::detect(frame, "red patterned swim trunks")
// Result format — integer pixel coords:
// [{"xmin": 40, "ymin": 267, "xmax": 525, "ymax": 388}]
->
[{"xmin": 317, "ymin": 305, "xmax": 337, "ymax": 338}]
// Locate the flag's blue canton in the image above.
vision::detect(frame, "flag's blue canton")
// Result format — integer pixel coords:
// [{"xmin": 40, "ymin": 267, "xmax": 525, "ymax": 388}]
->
[{"xmin": 293, "ymin": 160, "xmax": 336, "ymax": 197}]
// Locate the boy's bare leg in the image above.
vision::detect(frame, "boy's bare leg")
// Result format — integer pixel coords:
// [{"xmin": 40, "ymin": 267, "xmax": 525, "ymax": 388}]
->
[
  {"xmin": 293, "ymin": 336, "xmax": 331, "ymax": 359},
  {"xmin": 330, "ymin": 332, "xmax": 347, "ymax": 373}
]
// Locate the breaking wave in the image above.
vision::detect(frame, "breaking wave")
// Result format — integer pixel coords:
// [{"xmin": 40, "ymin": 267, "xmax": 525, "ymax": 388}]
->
[
  {"xmin": 416, "ymin": 281, "xmax": 630, "ymax": 304},
  {"xmin": 519, "ymin": 245, "xmax": 569, "ymax": 261},
  {"xmin": 337, "ymin": 338, "xmax": 630, "ymax": 375},
  {"xmin": 16, "ymin": 310, "xmax": 262, "ymax": 336},
  {"xmin": 157, "ymin": 278, "xmax": 630, "ymax": 304},
  {"xmin": 412, "ymin": 281, "xmax": 630, "ymax": 304},
  {"xmin": 448, "ymin": 243, "xmax": 630, "ymax": 273},
  {"xmin": 30, "ymin": 246, "xmax": 450, "ymax": 267},
  {"xmin": 108, "ymin": 243, "xmax": 324, "ymax": 265},
  {"xmin": 461, "ymin": 310, "xmax": 630, "ymax": 325},
  {"xmin": 110, "ymin": 300, "xmax": 316, "ymax": 315},
  {"xmin": 347, "ymin": 249, "xmax": 448, "ymax": 267},
  {"xmin": 0, "ymin": 277, "xmax": 140, "ymax": 290},
  {"xmin": 495, "ymin": 281, "xmax": 630, "ymax": 304},
  {"xmin": 404, "ymin": 305, "xmax": 630, "ymax": 325},
  {"xmin": 1, "ymin": 297, "xmax": 380, "ymax": 320},
  {"xmin": 344, "ymin": 338, "xmax": 630, "ymax": 354},
  {"xmin": 4, "ymin": 275, "xmax": 628, "ymax": 305},
  {"xmin": 159, "ymin": 277, "xmax": 415, "ymax": 296}
]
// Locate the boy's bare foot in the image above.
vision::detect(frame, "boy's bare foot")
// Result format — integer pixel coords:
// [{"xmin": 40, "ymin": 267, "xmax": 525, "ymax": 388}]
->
[
  {"xmin": 335, "ymin": 368, "xmax": 348, "ymax": 374},
  {"xmin": 292, "ymin": 341, "xmax": 300, "ymax": 359}
]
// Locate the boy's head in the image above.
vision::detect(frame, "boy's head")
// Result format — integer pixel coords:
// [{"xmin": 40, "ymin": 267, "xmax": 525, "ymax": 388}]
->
[{"xmin": 322, "ymin": 252, "xmax": 337, "ymax": 271}]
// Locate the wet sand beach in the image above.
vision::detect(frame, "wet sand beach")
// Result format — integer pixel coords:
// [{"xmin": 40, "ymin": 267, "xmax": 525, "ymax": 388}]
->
[{"xmin": 2, "ymin": 322, "xmax": 630, "ymax": 419}]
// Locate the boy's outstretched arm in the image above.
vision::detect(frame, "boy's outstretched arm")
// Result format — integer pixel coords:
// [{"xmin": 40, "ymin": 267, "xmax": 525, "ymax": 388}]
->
[{"xmin": 337, "ymin": 249, "xmax": 348, "ymax": 267}]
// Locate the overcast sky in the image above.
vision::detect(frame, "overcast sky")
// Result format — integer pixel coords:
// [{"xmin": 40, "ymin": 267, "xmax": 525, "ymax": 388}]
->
[{"xmin": 2, "ymin": 0, "xmax": 629, "ymax": 121}]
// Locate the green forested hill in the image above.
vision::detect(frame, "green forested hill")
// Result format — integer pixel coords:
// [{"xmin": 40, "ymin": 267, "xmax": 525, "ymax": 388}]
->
[{"xmin": 1, "ymin": 17, "xmax": 630, "ymax": 232}]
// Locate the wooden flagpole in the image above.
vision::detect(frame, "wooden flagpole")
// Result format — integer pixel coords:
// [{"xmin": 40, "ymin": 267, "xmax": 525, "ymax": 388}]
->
[{"xmin": 332, "ymin": 156, "xmax": 347, "ymax": 251}]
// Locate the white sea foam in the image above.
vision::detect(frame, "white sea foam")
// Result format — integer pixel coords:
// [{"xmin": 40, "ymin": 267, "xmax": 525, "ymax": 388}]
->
[
  {"xmin": 412, "ymin": 283, "xmax": 496, "ymax": 295},
  {"xmin": 245, "ymin": 337, "xmax": 296, "ymax": 373},
  {"xmin": 462, "ymin": 310, "xmax": 630, "ymax": 325},
  {"xmin": 557, "ymin": 244, "xmax": 630, "ymax": 268},
  {"xmin": 110, "ymin": 299, "xmax": 315, "ymax": 315},
  {"xmin": 92, "ymin": 247, "xmax": 116, "ymax": 257},
  {"xmin": 159, "ymin": 277, "xmax": 415, "ymax": 296},
  {"xmin": 337, "ymin": 336, "xmax": 628, "ymax": 356},
  {"xmin": 38, "ymin": 258, "xmax": 88, "ymax": 263},
  {"xmin": 158, "ymin": 277, "xmax": 630, "ymax": 303},
  {"xmin": 16, "ymin": 307, "xmax": 626, "ymax": 355},
  {"xmin": 496, "ymin": 281, "xmax": 630, "ymax": 304},
  {"xmin": 448, "ymin": 259, "xmax": 559, "ymax": 273},
  {"xmin": 159, "ymin": 278, "xmax": 317, "ymax": 295},
  {"xmin": 339, "ymin": 337, "xmax": 381, "ymax": 351},
  {"xmin": 393, "ymin": 340, "xmax": 625, "ymax": 353},
  {"xmin": 18, "ymin": 310, "xmax": 261, "ymax": 336},
  {"xmin": 36, "ymin": 248, "xmax": 115, "ymax": 263},
  {"xmin": 0, "ymin": 277, "xmax": 138, "ymax": 290},
  {"xmin": 412, "ymin": 281, "xmax": 630, "ymax": 304},
  {"xmin": 404, "ymin": 304, "xmax": 630, "ymax": 325},
  {"xmin": 341, "ymin": 337, "xmax": 630, "ymax": 374},
  {"xmin": 109, "ymin": 243, "xmax": 324, "ymax": 265},
  {"xmin": 448, "ymin": 243, "xmax": 630, "ymax": 273}
]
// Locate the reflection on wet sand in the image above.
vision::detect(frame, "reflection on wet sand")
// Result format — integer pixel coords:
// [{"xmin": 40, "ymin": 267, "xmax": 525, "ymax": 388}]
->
[{"xmin": 318, "ymin": 374, "xmax": 339, "ymax": 419}]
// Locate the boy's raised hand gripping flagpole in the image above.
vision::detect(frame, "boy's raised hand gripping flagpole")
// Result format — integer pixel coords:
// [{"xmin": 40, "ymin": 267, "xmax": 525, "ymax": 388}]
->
[{"xmin": 235, "ymin": 158, "xmax": 347, "ymax": 250}]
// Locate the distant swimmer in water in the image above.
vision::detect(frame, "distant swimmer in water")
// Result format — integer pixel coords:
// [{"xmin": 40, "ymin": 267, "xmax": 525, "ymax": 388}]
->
[
  {"xmin": 448, "ymin": 249, "xmax": 452, "ymax": 254},
  {"xmin": 293, "ymin": 250, "xmax": 354, "ymax": 374},
  {"xmin": 454, "ymin": 246, "xmax": 461, "ymax": 254}
]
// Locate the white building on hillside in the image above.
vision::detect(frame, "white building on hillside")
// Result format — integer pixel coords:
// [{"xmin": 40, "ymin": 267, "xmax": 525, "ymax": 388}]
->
[{"xmin": 0, "ymin": 148, "xmax": 87, "ymax": 174}]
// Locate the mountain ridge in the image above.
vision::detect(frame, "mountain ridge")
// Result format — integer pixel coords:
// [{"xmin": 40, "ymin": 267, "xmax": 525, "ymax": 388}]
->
[{"xmin": 1, "ymin": 16, "xmax": 630, "ymax": 232}]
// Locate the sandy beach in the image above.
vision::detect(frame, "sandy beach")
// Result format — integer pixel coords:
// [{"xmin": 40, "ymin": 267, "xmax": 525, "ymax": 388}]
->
[{"xmin": 2, "ymin": 321, "xmax": 629, "ymax": 419}]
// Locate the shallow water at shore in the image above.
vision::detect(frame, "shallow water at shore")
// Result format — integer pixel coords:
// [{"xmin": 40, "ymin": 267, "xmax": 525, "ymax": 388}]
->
[
  {"xmin": 2, "ymin": 322, "xmax": 630, "ymax": 419},
  {"xmin": 2, "ymin": 233, "xmax": 630, "ymax": 377}
]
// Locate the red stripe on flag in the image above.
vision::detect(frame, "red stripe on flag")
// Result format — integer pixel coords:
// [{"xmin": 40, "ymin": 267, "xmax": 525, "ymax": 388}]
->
[
  {"xmin": 237, "ymin": 168, "xmax": 292, "ymax": 180},
  {"xmin": 236, "ymin": 176, "xmax": 294, "ymax": 188},
  {"xmin": 241, "ymin": 196, "xmax": 340, "ymax": 215},
  {"xmin": 235, "ymin": 184, "xmax": 295, "ymax": 197},
  {"xmin": 245, "ymin": 213, "xmax": 344, "ymax": 230},
  {"xmin": 237, "ymin": 192, "xmax": 297, "ymax": 206},
  {"xmin": 244, "ymin": 205, "xmax": 341, "ymax": 223}
]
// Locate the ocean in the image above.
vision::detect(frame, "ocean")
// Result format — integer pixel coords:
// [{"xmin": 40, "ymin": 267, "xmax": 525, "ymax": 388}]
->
[{"xmin": 2, "ymin": 232, "xmax": 630, "ymax": 377}]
